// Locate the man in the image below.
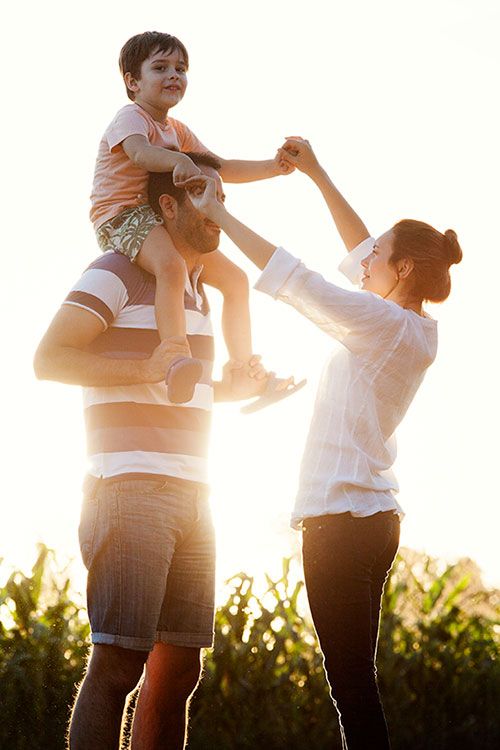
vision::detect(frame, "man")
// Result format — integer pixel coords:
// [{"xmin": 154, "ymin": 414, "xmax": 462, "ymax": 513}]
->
[{"xmin": 34, "ymin": 153, "xmax": 272, "ymax": 749}]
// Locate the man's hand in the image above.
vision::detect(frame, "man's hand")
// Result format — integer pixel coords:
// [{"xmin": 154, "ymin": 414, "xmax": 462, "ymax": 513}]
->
[
  {"xmin": 217, "ymin": 355, "xmax": 294, "ymax": 401},
  {"xmin": 223, "ymin": 356, "xmax": 267, "ymax": 400},
  {"xmin": 277, "ymin": 137, "xmax": 321, "ymax": 178},
  {"xmin": 142, "ymin": 337, "xmax": 191, "ymax": 383},
  {"xmin": 172, "ymin": 153, "xmax": 202, "ymax": 186}
]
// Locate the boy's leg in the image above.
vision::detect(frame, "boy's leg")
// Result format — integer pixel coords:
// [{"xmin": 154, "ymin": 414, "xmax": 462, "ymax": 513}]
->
[
  {"xmin": 68, "ymin": 644, "xmax": 147, "ymax": 749},
  {"xmin": 200, "ymin": 250, "xmax": 253, "ymax": 362},
  {"xmin": 131, "ymin": 644, "xmax": 202, "ymax": 750},
  {"xmin": 137, "ymin": 225, "xmax": 202, "ymax": 403},
  {"xmin": 136, "ymin": 225, "xmax": 188, "ymax": 342}
]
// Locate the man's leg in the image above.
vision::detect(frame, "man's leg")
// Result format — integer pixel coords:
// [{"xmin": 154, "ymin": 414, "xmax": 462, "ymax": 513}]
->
[
  {"xmin": 131, "ymin": 643, "xmax": 202, "ymax": 749},
  {"xmin": 68, "ymin": 644, "xmax": 147, "ymax": 749}
]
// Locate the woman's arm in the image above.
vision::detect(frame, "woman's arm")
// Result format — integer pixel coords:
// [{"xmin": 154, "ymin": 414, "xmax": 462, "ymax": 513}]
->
[
  {"xmin": 279, "ymin": 138, "xmax": 370, "ymax": 252},
  {"xmin": 184, "ymin": 176, "xmax": 398, "ymax": 350}
]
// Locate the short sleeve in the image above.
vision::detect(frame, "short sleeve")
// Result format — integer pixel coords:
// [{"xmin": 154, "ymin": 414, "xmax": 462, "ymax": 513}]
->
[
  {"xmin": 63, "ymin": 257, "xmax": 130, "ymax": 330},
  {"xmin": 170, "ymin": 118, "xmax": 208, "ymax": 153},
  {"xmin": 105, "ymin": 106, "xmax": 151, "ymax": 152}
]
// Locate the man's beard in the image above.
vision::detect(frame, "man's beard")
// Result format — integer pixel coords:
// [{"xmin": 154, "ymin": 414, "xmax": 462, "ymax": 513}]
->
[{"xmin": 178, "ymin": 211, "xmax": 220, "ymax": 255}]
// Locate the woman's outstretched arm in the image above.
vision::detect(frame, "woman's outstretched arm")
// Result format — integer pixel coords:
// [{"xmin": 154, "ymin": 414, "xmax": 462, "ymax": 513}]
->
[
  {"xmin": 278, "ymin": 138, "xmax": 370, "ymax": 252},
  {"xmin": 183, "ymin": 176, "xmax": 398, "ymax": 353}
]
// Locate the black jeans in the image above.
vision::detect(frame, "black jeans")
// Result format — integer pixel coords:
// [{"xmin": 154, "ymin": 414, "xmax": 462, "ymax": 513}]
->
[{"xmin": 302, "ymin": 511, "xmax": 400, "ymax": 750}]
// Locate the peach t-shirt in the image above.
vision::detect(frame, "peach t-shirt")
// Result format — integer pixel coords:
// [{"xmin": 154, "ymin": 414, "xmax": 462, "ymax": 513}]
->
[{"xmin": 90, "ymin": 103, "xmax": 207, "ymax": 229}]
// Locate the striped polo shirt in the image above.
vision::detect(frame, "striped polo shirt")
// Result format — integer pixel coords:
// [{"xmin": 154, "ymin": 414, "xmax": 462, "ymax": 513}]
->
[{"xmin": 64, "ymin": 251, "xmax": 214, "ymax": 484}]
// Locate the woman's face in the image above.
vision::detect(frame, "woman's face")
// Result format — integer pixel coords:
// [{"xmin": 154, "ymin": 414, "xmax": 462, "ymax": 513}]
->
[{"xmin": 361, "ymin": 230, "xmax": 400, "ymax": 297}]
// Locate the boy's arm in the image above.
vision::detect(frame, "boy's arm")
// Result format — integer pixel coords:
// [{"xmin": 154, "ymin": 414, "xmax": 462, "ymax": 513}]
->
[
  {"xmin": 279, "ymin": 138, "xmax": 370, "ymax": 252},
  {"xmin": 33, "ymin": 305, "xmax": 187, "ymax": 387},
  {"xmin": 216, "ymin": 153, "xmax": 293, "ymax": 184},
  {"xmin": 122, "ymin": 135, "xmax": 201, "ymax": 182}
]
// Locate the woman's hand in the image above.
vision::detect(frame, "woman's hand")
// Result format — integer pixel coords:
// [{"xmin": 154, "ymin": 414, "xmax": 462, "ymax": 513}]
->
[
  {"xmin": 183, "ymin": 175, "xmax": 225, "ymax": 223},
  {"xmin": 278, "ymin": 137, "xmax": 322, "ymax": 179}
]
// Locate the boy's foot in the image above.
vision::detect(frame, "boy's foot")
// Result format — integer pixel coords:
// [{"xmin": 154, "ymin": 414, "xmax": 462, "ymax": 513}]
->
[
  {"xmin": 240, "ymin": 373, "xmax": 307, "ymax": 414},
  {"xmin": 166, "ymin": 356, "xmax": 203, "ymax": 404}
]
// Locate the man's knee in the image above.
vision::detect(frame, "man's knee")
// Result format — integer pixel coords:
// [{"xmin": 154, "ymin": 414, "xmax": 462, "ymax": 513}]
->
[
  {"xmin": 144, "ymin": 644, "xmax": 202, "ymax": 704},
  {"xmin": 87, "ymin": 644, "xmax": 148, "ymax": 696}
]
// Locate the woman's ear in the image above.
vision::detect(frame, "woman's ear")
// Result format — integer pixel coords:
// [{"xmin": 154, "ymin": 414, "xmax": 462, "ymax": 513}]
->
[{"xmin": 397, "ymin": 257, "xmax": 415, "ymax": 280}]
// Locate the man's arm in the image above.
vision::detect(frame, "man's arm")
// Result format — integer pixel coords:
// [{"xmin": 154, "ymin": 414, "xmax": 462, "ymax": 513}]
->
[
  {"xmin": 279, "ymin": 138, "xmax": 370, "ymax": 251},
  {"xmin": 34, "ymin": 305, "xmax": 187, "ymax": 387}
]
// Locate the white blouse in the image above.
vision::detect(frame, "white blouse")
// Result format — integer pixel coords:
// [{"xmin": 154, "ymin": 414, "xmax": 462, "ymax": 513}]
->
[{"xmin": 255, "ymin": 238, "xmax": 438, "ymax": 527}]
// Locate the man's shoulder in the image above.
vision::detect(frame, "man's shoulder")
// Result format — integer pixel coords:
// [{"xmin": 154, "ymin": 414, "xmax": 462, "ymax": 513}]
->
[{"xmin": 84, "ymin": 251, "xmax": 152, "ymax": 296}]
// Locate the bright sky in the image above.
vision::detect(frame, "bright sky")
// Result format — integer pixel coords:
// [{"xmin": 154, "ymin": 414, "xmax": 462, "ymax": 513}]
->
[{"xmin": 3, "ymin": 0, "xmax": 499, "ymax": 596}]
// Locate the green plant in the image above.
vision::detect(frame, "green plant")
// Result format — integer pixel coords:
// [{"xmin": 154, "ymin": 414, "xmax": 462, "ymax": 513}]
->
[
  {"xmin": 1, "ymin": 548, "xmax": 499, "ymax": 750},
  {"xmin": 0, "ymin": 545, "xmax": 89, "ymax": 750}
]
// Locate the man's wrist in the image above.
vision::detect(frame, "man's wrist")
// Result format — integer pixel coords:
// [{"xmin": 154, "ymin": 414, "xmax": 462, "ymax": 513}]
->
[{"xmin": 136, "ymin": 358, "xmax": 155, "ymax": 384}]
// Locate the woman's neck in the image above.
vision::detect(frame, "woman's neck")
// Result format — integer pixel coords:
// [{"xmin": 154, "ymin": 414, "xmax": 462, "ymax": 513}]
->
[{"xmin": 387, "ymin": 287, "xmax": 424, "ymax": 316}]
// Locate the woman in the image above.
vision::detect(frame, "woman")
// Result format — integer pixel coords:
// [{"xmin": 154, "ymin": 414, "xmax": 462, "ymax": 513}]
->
[{"xmin": 185, "ymin": 138, "xmax": 462, "ymax": 749}]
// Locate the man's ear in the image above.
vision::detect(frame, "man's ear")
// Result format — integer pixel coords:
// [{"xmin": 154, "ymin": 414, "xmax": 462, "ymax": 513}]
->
[
  {"xmin": 124, "ymin": 72, "xmax": 139, "ymax": 95},
  {"xmin": 159, "ymin": 193, "xmax": 177, "ymax": 220},
  {"xmin": 397, "ymin": 257, "xmax": 415, "ymax": 280}
]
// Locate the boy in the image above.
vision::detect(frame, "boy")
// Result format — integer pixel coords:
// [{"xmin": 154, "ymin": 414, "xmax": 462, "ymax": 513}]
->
[{"xmin": 91, "ymin": 31, "xmax": 294, "ymax": 404}]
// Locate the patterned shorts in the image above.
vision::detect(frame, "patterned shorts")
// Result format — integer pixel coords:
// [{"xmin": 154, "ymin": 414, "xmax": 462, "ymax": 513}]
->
[{"xmin": 96, "ymin": 204, "xmax": 163, "ymax": 262}]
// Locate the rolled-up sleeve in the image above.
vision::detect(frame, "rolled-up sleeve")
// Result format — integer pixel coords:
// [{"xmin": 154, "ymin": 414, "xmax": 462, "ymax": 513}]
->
[
  {"xmin": 338, "ymin": 236, "xmax": 375, "ymax": 285},
  {"xmin": 254, "ymin": 245, "xmax": 402, "ymax": 352}
]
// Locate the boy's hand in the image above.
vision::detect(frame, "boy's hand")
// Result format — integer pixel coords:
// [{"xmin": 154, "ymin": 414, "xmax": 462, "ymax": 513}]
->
[
  {"xmin": 277, "ymin": 137, "xmax": 321, "ymax": 178},
  {"xmin": 272, "ymin": 150, "xmax": 295, "ymax": 176},
  {"xmin": 172, "ymin": 153, "xmax": 202, "ymax": 186},
  {"xmin": 183, "ymin": 175, "xmax": 224, "ymax": 222}
]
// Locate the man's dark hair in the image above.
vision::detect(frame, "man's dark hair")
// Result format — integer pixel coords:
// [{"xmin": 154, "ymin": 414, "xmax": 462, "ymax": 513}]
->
[
  {"xmin": 148, "ymin": 152, "xmax": 222, "ymax": 215},
  {"xmin": 119, "ymin": 32, "xmax": 189, "ymax": 101}
]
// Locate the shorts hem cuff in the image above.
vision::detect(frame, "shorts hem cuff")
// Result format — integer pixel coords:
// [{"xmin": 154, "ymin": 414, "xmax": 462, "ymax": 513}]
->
[
  {"xmin": 91, "ymin": 632, "xmax": 153, "ymax": 652},
  {"xmin": 155, "ymin": 630, "xmax": 214, "ymax": 649}
]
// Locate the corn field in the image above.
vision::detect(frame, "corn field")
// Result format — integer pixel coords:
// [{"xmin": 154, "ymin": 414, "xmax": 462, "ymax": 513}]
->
[{"xmin": 1, "ymin": 546, "xmax": 499, "ymax": 749}]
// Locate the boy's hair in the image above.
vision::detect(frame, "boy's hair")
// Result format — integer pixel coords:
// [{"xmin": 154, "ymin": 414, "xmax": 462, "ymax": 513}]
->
[
  {"xmin": 119, "ymin": 32, "xmax": 189, "ymax": 101},
  {"xmin": 148, "ymin": 153, "xmax": 222, "ymax": 214}
]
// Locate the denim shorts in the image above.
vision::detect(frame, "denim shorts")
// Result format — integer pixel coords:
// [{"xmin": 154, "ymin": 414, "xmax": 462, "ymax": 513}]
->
[
  {"xmin": 95, "ymin": 204, "xmax": 163, "ymax": 261},
  {"xmin": 78, "ymin": 475, "xmax": 216, "ymax": 651}
]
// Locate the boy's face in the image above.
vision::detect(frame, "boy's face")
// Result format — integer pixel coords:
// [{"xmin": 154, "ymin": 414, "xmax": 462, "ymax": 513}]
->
[{"xmin": 126, "ymin": 47, "xmax": 188, "ymax": 111}]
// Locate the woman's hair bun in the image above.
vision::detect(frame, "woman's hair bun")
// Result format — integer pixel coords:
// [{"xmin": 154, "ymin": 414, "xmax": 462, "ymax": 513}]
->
[{"xmin": 444, "ymin": 229, "xmax": 463, "ymax": 266}]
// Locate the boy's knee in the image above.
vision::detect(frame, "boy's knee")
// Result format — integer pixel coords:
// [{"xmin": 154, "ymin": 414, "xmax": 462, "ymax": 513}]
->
[{"xmin": 152, "ymin": 248, "xmax": 185, "ymax": 279}]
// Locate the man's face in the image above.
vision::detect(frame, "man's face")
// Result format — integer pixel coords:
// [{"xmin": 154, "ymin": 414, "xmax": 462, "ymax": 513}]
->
[
  {"xmin": 170, "ymin": 166, "xmax": 225, "ymax": 255},
  {"xmin": 128, "ymin": 46, "xmax": 188, "ymax": 111}
]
